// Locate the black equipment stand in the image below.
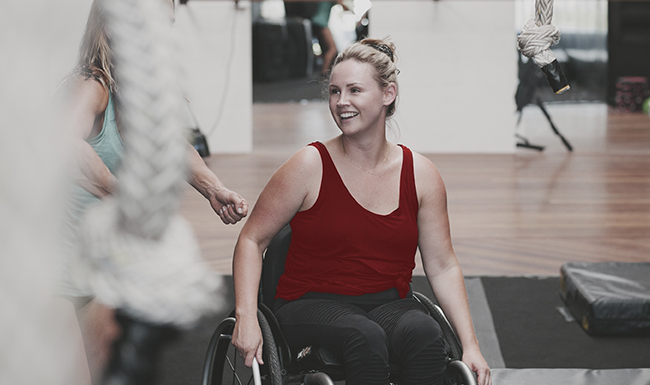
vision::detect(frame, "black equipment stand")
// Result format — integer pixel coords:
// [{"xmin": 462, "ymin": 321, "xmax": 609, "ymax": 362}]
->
[
  {"xmin": 515, "ymin": 52, "xmax": 573, "ymax": 152},
  {"xmin": 516, "ymin": 97, "xmax": 573, "ymax": 152}
]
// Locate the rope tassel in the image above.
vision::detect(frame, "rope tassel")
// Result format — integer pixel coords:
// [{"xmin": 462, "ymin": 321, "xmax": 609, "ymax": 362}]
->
[{"xmin": 517, "ymin": 0, "xmax": 570, "ymax": 94}]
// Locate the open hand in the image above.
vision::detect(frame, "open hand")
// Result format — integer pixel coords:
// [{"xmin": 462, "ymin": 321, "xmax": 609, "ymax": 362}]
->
[{"xmin": 462, "ymin": 347, "xmax": 491, "ymax": 385}]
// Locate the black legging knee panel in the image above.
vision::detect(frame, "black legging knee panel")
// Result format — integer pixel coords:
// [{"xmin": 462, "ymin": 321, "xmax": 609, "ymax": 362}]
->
[
  {"xmin": 396, "ymin": 337, "xmax": 446, "ymax": 385},
  {"xmin": 276, "ymin": 300, "xmax": 390, "ymax": 385},
  {"xmin": 369, "ymin": 300, "xmax": 445, "ymax": 385},
  {"xmin": 274, "ymin": 298, "xmax": 445, "ymax": 385}
]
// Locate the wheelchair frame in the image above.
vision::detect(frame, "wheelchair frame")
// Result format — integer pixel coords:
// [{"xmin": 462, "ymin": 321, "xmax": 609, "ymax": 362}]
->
[{"xmin": 202, "ymin": 225, "xmax": 478, "ymax": 385}]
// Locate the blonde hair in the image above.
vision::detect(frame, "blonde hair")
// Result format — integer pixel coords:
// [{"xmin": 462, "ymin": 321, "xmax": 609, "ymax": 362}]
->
[
  {"xmin": 331, "ymin": 38, "xmax": 399, "ymax": 117},
  {"xmin": 73, "ymin": 0, "xmax": 116, "ymax": 92}
]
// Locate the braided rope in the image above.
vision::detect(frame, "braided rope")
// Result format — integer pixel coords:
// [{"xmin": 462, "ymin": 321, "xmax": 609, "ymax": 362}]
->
[
  {"xmin": 517, "ymin": 0, "xmax": 560, "ymax": 68},
  {"xmin": 73, "ymin": 0, "xmax": 222, "ymax": 327},
  {"xmin": 107, "ymin": 0, "xmax": 187, "ymax": 240}
]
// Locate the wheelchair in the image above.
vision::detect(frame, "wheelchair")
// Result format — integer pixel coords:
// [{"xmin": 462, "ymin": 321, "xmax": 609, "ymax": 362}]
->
[{"xmin": 202, "ymin": 225, "xmax": 478, "ymax": 385}]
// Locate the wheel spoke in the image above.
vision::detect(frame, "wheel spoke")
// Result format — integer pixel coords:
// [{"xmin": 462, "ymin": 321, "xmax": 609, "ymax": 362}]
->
[{"xmin": 225, "ymin": 354, "xmax": 245, "ymax": 385}]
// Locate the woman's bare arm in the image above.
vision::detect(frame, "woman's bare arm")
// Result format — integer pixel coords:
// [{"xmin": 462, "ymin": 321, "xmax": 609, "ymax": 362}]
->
[
  {"xmin": 413, "ymin": 152, "xmax": 491, "ymax": 385},
  {"xmin": 231, "ymin": 145, "xmax": 321, "ymax": 367}
]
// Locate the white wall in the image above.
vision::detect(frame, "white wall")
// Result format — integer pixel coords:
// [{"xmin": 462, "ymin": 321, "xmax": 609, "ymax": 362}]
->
[
  {"xmin": 45, "ymin": 0, "xmax": 253, "ymax": 155},
  {"xmin": 174, "ymin": 1, "xmax": 253, "ymax": 154},
  {"xmin": 46, "ymin": 1, "xmax": 517, "ymax": 155},
  {"xmin": 371, "ymin": 1, "xmax": 518, "ymax": 153},
  {"xmin": 46, "ymin": 1, "xmax": 92, "ymax": 96}
]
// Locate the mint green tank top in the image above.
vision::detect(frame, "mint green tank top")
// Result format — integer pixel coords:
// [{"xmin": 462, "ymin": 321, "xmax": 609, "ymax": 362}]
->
[
  {"xmin": 87, "ymin": 92, "xmax": 124, "ymax": 174},
  {"xmin": 58, "ymin": 92, "xmax": 124, "ymax": 297}
]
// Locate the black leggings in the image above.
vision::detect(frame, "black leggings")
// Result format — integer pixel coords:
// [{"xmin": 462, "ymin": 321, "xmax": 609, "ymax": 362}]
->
[{"xmin": 274, "ymin": 291, "xmax": 446, "ymax": 385}]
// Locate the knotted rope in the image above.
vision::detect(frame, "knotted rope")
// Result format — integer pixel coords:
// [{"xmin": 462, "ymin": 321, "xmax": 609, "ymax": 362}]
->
[
  {"xmin": 74, "ymin": 0, "xmax": 222, "ymax": 328},
  {"xmin": 517, "ymin": 0, "xmax": 570, "ymax": 94}
]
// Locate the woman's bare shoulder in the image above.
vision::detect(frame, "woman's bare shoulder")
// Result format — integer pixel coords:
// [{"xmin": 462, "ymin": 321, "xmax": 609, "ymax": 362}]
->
[
  {"xmin": 281, "ymin": 144, "xmax": 322, "ymax": 174},
  {"xmin": 411, "ymin": 150, "xmax": 446, "ymax": 200},
  {"xmin": 64, "ymin": 74, "xmax": 110, "ymax": 139},
  {"xmin": 67, "ymin": 74, "xmax": 110, "ymax": 114},
  {"xmin": 252, "ymin": 144, "xmax": 323, "ymax": 222}
]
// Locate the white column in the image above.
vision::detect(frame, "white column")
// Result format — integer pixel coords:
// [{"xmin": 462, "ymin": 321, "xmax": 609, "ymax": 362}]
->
[{"xmin": 174, "ymin": 1, "xmax": 253, "ymax": 154}]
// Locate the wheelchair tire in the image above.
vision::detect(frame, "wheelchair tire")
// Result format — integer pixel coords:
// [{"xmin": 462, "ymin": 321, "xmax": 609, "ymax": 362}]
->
[
  {"xmin": 413, "ymin": 291, "xmax": 463, "ymax": 361},
  {"xmin": 202, "ymin": 311, "xmax": 283, "ymax": 385},
  {"xmin": 258, "ymin": 309, "xmax": 283, "ymax": 385},
  {"xmin": 444, "ymin": 360, "xmax": 478, "ymax": 385}
]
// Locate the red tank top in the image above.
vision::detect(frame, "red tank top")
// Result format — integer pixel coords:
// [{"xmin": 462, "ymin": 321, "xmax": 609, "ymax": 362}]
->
[{"xmin": 276, "ymin": 141, "xmax": 419, "ymax": 301}]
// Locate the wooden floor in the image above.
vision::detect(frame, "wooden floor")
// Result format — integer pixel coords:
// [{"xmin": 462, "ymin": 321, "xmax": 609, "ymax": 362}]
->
[{"xmin": 179, "ymin": 102, "xmax": 650, "ymax": 277}]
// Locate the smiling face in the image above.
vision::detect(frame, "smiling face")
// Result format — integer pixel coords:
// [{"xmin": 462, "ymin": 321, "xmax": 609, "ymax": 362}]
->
[{"xmin": 328, "ymin": 59, "xmax": 396, "ymax": 137}]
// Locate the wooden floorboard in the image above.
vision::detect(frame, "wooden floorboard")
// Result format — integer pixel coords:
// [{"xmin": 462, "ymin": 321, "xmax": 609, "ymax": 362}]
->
[{"xmin": 179, "ymin": 102, "xmax": 650, "ymax": 277}]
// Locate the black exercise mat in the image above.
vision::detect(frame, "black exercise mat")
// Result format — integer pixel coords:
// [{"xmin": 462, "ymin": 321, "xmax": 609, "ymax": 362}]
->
[
  {"xmin": 155, "ymin": 276, "xmax": 650, "ymax": 385},
  {"xmin": 481, "ymin": 276, "xmax": 650, "ymax": 369}
]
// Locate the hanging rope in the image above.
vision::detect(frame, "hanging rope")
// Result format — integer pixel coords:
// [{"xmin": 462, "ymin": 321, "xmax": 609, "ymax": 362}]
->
[
  {"xmin": 517, "ymin": 0, "xmax": 570, "ymax": 94},
  {"xmin": 74, "ymin": 0, "xmax": 222, "ymax": 328},
  {"xmin": 73, "ymin": 2, "xmax": 224, "ymax": 383}
]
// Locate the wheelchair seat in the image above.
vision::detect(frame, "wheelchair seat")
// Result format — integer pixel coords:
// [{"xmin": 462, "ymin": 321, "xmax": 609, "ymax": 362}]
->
[{"xmin": 202, "ymin": 225, "xmax": 477, "ymax": 385}]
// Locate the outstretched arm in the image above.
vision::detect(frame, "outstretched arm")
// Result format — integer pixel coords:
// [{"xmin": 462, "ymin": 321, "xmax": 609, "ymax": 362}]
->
[
  {"xmin": 414, "ymin": 153, "xmax": 491, "ymax": 385},
  {"xmin": 65, "ymin": 76, "xmax": 246, "ymax": 224},
  {"xmin": 187, "ymin": 144, "xmax": 248, "ymax": 224}
]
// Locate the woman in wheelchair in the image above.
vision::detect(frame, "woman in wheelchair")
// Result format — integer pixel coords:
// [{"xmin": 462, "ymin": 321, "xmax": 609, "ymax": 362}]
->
[{"xmin": 232, "ymin": 38, "xmax": 491, "ymax": 385}]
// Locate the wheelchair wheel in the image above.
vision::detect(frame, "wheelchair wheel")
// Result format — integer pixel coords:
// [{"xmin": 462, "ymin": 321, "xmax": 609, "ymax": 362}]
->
[
  {"xmin": 444, "ymin": 360, "xmax": 478, "ymax": 385},
  {"xmin": 412, "ymin": 291, "xmax": 463, "ymax": 361},
  {"xmin": 412, "ymin": 292, "xmax": 477, "ymax": 385},
  {"xmin": 203, "ymin": 311, "xmax": 283, "ymax": 385}
]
